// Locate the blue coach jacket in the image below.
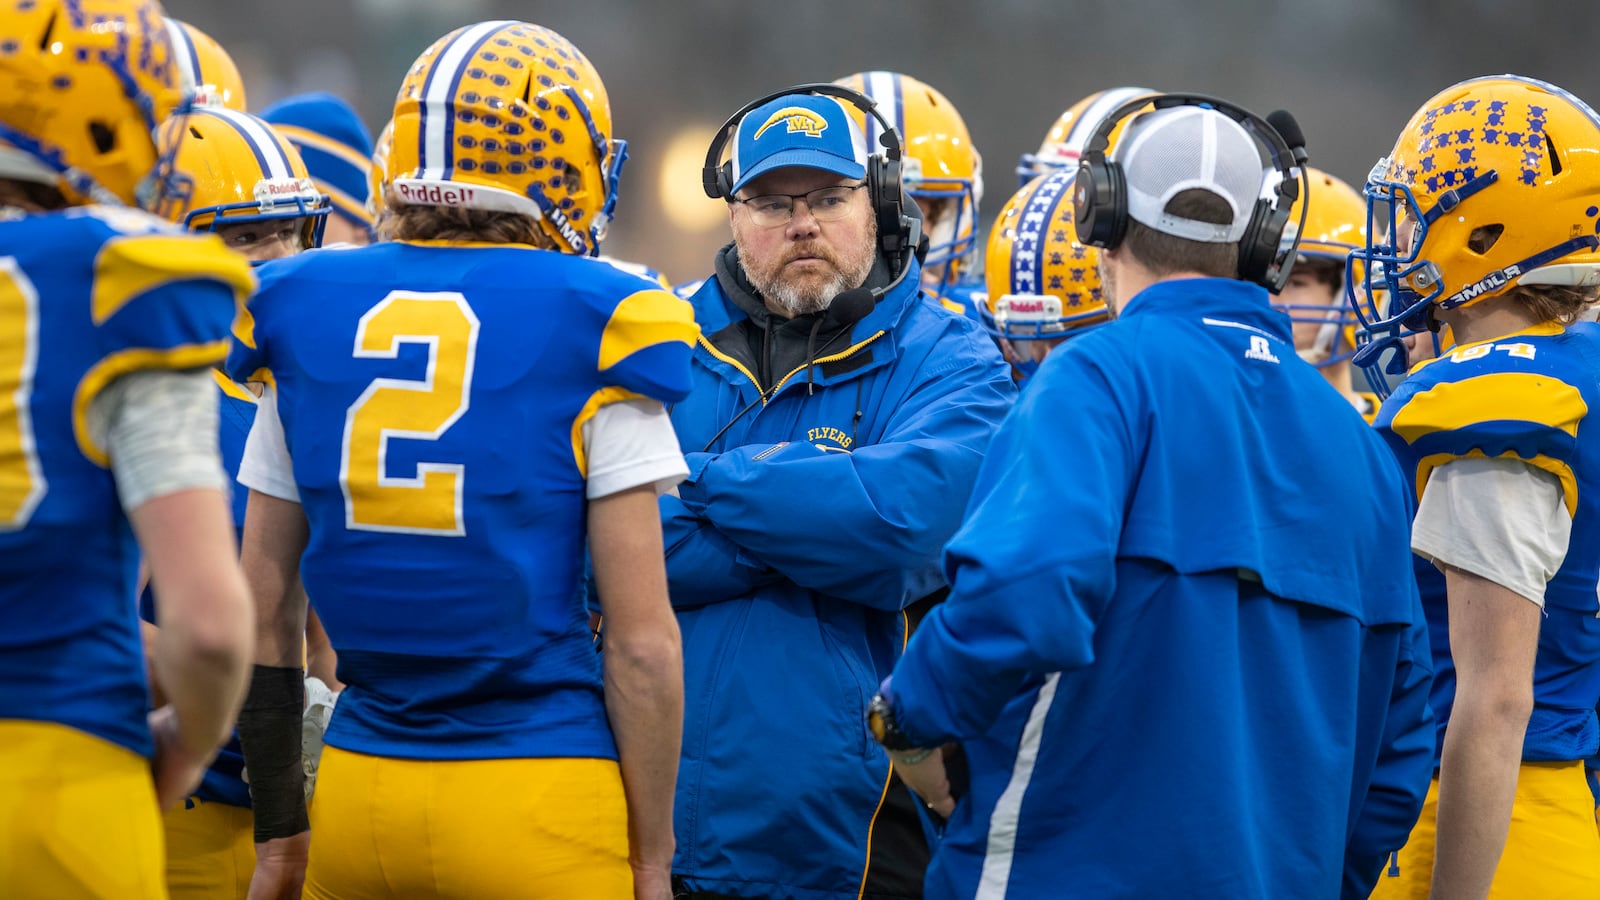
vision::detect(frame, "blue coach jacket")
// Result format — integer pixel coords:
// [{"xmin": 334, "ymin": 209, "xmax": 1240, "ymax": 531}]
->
[
  {"xmin": 665, "ymin": 250, "xmax": 1015, "ymax": 900},
  {"xmin": 889, "ymin": 278, "xmax": 1435, "ymax": 900}
]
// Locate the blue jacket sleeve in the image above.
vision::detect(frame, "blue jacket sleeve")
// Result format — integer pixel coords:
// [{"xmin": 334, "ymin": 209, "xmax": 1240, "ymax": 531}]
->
[
  {"xmin": 1343, "ymin": 600, "xmax": 1436, "ymax": 899},
  {"xmin": 887, "ymin": 347, "xmax": 1138, "ymax": 743},
  {"xmin": 678, "ymin": 342, "xmax": 1016, "ymax": 611},
  {"xmin": 660, "ymin": 491, "xmax": 782, "ymax": 609}
]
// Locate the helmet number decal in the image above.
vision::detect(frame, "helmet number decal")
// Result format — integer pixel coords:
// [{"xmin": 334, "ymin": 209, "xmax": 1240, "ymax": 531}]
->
[
  {"xmin": 0, "ymin": 259, "xmax": 46, "ymax": 530},
  {"xmin": 339, "ymin": 291, "xmax": 480, "ymax": 535}
]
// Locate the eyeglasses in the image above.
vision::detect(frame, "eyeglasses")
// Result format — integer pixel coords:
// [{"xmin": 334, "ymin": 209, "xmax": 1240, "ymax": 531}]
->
[{"xmin": 734, "ymin": 182, "xmax": 868, "ymax": 227}]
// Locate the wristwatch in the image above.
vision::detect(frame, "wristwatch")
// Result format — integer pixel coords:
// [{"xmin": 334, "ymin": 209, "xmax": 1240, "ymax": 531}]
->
[{"xmin": 866, "ymin": 691, "xmax": 920, "ymax": 752}]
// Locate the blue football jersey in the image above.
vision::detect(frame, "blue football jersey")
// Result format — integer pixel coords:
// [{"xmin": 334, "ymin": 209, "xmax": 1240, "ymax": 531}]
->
[
  {"xmin": 1376, "ymin": 322, "xmax": 1600, "ymax": 761},
  {"xmin": 229, "ymin": 241, "xmax": 696, "ymax": 761},
  {"xmin": 0, "ymin": 206, "xmax": 254, "ymax": 757}
]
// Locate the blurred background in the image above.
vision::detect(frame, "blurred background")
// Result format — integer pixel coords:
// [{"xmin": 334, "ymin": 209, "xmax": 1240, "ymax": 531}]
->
[{"xmin": 164, "ymin": 0, "xmax": 1595, "ymax": 284}]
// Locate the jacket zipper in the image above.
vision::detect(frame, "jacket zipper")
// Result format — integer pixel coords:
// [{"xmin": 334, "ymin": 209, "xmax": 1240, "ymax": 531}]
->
[{"xmin": 697, "ymin": 330, "xmax": 887, "ymax": 405}]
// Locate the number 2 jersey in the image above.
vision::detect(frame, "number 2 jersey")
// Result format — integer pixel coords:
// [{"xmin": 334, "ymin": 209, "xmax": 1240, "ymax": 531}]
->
[
  {"xmin": 229, "ymin": 240, "xmax": 696, "ymax": 761},
  {"xmin": 1375, "ymin": 322, "xmax": 1600, "ymax": 762},
  {"xmin": 0, "ymin": 207, "xmax": 253, "ymax": 756}
]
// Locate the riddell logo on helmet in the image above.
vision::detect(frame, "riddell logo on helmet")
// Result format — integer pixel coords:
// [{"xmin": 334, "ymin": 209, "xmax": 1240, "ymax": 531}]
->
[
  {"xmin": 1444, "ymin": 263, "xmax": 1522, "ymax": 308},
  {"xmin": 1008, "ymin": 299, "xmax": 1048, "ymax": 314},
  {"xmin": 395, "ymin": 183, "xmax": 478, "ymax": 206}
]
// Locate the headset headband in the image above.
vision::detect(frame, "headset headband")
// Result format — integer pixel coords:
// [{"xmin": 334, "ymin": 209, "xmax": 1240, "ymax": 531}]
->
[{"xmin": 1076, "ymin": 91, "xmax": 1310, "ymax": 292}]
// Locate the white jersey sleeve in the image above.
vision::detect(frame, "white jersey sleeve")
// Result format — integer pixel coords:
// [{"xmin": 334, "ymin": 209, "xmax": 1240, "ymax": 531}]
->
[
  {"xmin": 238, "ymin": 385, "xmax": 301, "ymax": 503},
  {"xmin": 1412, "ymin": 455, "xmax": 1571, "ymax": 607},
  {"xmin": 582, "ymin": 398, "xmax": 687, "ymax": 500}
]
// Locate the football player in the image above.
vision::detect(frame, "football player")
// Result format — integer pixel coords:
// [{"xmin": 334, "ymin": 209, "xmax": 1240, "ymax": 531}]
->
[
  {"xmin": 1015, "ymin": 85, "xmax": 1156, "ymax": 186},
  {"xmin": 0, "ymin": 2, "xmax": 256, "ymax": 896},
  {"xmin": 1356, "ymin": 75, "xmax": 1600, "ymax": 899},
  {"xmin": 163, "ymin": 17, "xmax": 247, "ymax": 112},
  {"xmin": 231, "ymin": 21, "xmax": 693, "ymax": 900},
  {"xmin": 261, "ymin": 92, "xmax": 377, "ymax": 247},
  {"xmin": 144, "ymin": 105, "xmax": 332, "ymax": 900},
  {"xmin": 836, "ymin": 71, "xmax": 984, "ymax": 312},
  {"xmin": 153, "ymin": 107, "xmax": 330, "ymax": 262},
  {"xmin": 981, "ymin": 168, "xmax": 1109, "ymax": 379},
  {"xmin": 1268, "ymin": 167, "xmax": 1380, "ymax": 420}
]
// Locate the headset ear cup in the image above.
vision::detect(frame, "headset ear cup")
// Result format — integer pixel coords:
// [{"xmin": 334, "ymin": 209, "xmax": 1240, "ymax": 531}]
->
[
  {"xmin": 871, "ymin": 156, "xmax": 910, "ymax": 257},
  {"xmin": 1238, "ymin": 199, "xmax": 1290, "ymax": 289},
  {"xmin": 1075, "ymin": 155, "xmax": 1127, "ymax": 250},
  {"xmin": 717, "ymin": 161, "xmax": 735, "ymax": 200},
  {"xmin": 1104, "ymin": 162, "xmax": 1128, "ymax": 250}
]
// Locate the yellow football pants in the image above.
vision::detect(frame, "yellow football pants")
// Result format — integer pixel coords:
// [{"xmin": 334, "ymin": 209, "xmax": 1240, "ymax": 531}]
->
[
  {"xmin": 0, "ymin": 719, "xmax": 167, "ymax": 899},
  {"xmin": 162, "ymin": 795, "xmax": 254, "ymax": 900},
  {"xmin": 1370, "ymin": 760, "xmax": 1600, "ymax": 899},
  {"xmin": 304, "ymin": 747, "xmax": 633, "ymax": 899}
]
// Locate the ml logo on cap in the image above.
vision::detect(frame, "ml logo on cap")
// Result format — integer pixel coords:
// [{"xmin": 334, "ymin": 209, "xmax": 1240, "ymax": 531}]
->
[{"xmin": 753, "ymin": 107, "xmax": 829, "ymax": 141}]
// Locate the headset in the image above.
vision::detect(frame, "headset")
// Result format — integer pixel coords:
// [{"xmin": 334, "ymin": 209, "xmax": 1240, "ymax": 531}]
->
[
  {"xmin": 701, "ymin": 82, "xmax": 923, "ymax": 287},
  {"xmin": 1072, "ymin": 93, "xmax": 1310, "ymax": 293}
]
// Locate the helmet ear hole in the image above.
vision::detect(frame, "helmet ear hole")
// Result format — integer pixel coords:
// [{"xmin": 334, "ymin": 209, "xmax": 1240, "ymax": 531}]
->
[
  {"xmin": 1468, "ymin": 224, "xmax": 1505, "ymax": 255},
  {"xmin": 88, "ymin": 122, "xmax": 116, "ymax": 154},
  {"xmin": 1545, "ymin": 132, "xmax": 1563, "ymax": 175}
]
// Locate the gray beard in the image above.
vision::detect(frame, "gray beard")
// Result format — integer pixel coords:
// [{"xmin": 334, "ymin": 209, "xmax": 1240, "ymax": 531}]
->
[{"xmin": 765, "ymin": 272, "xmax": 851, "ymax": 317}]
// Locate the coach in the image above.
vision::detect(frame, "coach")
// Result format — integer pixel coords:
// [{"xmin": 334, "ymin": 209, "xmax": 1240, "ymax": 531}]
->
[
  {"xmin": 659, "ymin": 85, "xmax": 1014, "ymax": 899},
  {"xmin": 871, "ymin": 97, "xmax": 1435, "ymax": 899}
]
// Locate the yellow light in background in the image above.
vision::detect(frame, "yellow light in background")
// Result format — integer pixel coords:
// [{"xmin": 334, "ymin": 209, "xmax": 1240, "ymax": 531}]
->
[{"xmin": 657, "ymin": 125, "xmax": 727, "ymax": 233}]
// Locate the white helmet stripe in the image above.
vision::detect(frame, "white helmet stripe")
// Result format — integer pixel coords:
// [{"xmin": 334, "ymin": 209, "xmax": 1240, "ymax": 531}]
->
[
  {"xmin": 419, "ymin": 20, "xmax": 516, "ymax": 181},
  {"xmin": 164, "ymin": 18, "xmax": 203, "ymax": 92},
  {"xmin": 202, "ymin": 108, "xmax": 294, "ymax": 179},
  {"xmin": 863, "ymin": 70, "xmax": 899, "ymax": 156},
  {"xmin": 1066, "ymin": 86, "xmax": 1155, "ymax": 156}
]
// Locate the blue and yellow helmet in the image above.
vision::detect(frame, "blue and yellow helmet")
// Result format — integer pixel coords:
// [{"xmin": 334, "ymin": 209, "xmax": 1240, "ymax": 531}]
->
[
  {"xmin": 152, "ymin": 107, "xmax": 329, "ymax": 249},
  {"xmin": 162, "ymin": 17, "xmax": 246, "ymax": 112},
  {"xmin": 983, "ymin": 168, "xmax": 1108, "ymax": 373},
  {"xmin": 0, "ymin": 0, "xmax": 186, "ymax": 206},
  {"xmin": 835, "ymin": 71, "xmax": 983, "ymax": 293},
  {"xmin": 387, "ymin": 21, "xmax": 624, "ymax": 256},
  {"xmin": 1016, "ymin": 86, "xmax": 1155, "ymax": 186},
  {"xmin": 1350, "ymin": 74, "xmax": 1600, "ymax": 393}
]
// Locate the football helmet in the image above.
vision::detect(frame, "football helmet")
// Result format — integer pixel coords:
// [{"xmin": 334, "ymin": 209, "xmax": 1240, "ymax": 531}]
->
[
  {"xmin": 0, "ymin": 0, "xmax": 185, "ymax": 206},
  {"xmin": 388, "ymin": 21, "xmax": 625, "ymax": 256},
  {"xmin": 152, "ymin": 107, "xmax": 329, "ymax": 250},
  {"xmin": 367, "ymin": 117, "xmax": 393, "ymax": 225},
  {"xmin": 1271, "ymin": 167, "xmax": 1365, "ymax": 367},
  {"xmin": 1016, "ymin": 86, "xmax": 1155, "ymax": 186},
  {"xmin": 163, "ymin": 17, "xmax": 246, "ymax": 111},
  {"xmin": 984, "ymin": 168, "xmax": 1107, "ymax": 376},
  {"xmin": 1350, "ymin": 74, "xmax": 1600, "ymax": 393},
  {"xmin": 835, "ymin": 71, "xmax": 983, "ymax": 293}
]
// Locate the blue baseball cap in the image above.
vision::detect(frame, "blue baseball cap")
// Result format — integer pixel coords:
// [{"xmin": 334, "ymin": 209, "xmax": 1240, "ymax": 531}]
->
[
  {"xmin": 260, "ymin": 92, "xmax": 375, "ymax": 228},
  {"xmin": 730, "ymin": 93, "xmax": 869, "ymax": 196}
]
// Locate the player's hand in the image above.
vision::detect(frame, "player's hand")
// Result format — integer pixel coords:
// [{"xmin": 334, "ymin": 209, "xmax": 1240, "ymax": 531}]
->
[
  {"xmin": 247, "ymin": 832, "xmax": 311, "ymax": 900},
  {"xmin": 892, "ymin": 744, "xmax": 957, "ymax": 819},
  {"xmin": 148, "ymin": 704, "xmax": 211, "ymax": 810},
  {"xmin": 629, "ymin": 860, "xmax": 673, "ymax": 900}
]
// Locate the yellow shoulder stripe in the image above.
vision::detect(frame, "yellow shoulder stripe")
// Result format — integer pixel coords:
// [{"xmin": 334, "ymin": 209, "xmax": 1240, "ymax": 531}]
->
[
  {"xmin": 232, "ymin": 296, "xmax": 258, "ymax": 350},
  {"xmin": 211, "ymin": 368, "xmax": 257, "ymax": 404},
  {"xmin": 570, "ymin": 386, "xmax": 646, "ymax": 478},
  {"xmin": 939, "ymin": 296, "xmax": 966, "ymax": 315},
  {"xmin": 73, "ymin": 341, "xmax": 233, "ymax": 466},
  {"xmin": 598, "ymin": 289, "xmax": 699, "ymax": 373},
  {"xmin": 1416, "ymin": 449, "xmax": 1579, "ymax": 517},
  {"xmin": 1389, "ymin": 371, "xmax": 1586, "ymax": 445},
  {"xmin": 93, "ymin": 233, "xmax": 256, "ymax": 325}
]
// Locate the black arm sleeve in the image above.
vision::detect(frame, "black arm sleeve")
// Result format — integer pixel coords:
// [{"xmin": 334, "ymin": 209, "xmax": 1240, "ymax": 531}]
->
[{"xmin": 236, "ymin": 665, "xmax": 309, "ymax": 842}]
